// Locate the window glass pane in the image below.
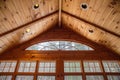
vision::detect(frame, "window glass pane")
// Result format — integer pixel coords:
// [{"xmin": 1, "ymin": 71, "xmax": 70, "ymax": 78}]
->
[
  {"xmin": 39, "ymin": 61, "xmax": 56, "ymax": 73},
  {"xmin": 65, "ymin": 76, "xmax": 82, "ymax": 80},
  {"xmin": 37, "ymin": 76, "xmax": 55, "ymax": 80},
  {"xmin": 16, "ymin": 75, "xmax": 34, "ymax": 80},
  {"xmin": 107, "ymin": 75, "xmax": 120, "ymax": 80},
  {"xmin": 86, "ymin": 75, "xmax": 104, "ymax": 80},
  {"xmin": 0, "ymin": 61, "xmax": 17, "ymax": 72},
  {"xmin": 64, "ymin": 61, "xmax": 81, "ymax": 72},
  {"xmin": 0, "ymin": 75, "xmax": 12, "ymax": 80},
  {"xmin": 26, "ymin": 41, "xmax": 94, "ymax": 51},
  {"xmin": 102, "ymin": 61, "xmax": 120, "ymax": 72},
  {"xmin": 84, "ymin": 61, "xmax": 102, "ymax": 72},
  {"xmin": 18, "ymin": 61, "xmax": 36, "ymax": 72}
]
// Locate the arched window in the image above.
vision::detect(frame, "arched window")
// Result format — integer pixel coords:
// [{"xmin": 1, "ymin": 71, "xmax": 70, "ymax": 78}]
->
[{"xmin": 26, "ymin": 41, "xmax": 93, "ymax": 51}]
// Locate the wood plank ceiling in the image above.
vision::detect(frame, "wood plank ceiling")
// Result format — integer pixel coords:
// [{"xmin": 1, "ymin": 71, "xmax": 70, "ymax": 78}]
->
[
  {"xmin": 0, "ymin": 0, "xmax": 59, "ymax": 54},
  {"xmin": 62, "ymin": 0, "xmax": 120, "ymax": 36},
  {"xmin": 0, "ymin": 0, "xmax": 120, "ymax": 55},
  {"xmin": 62, "ymin": 0, "xmax": 120, "ymax": 55}
]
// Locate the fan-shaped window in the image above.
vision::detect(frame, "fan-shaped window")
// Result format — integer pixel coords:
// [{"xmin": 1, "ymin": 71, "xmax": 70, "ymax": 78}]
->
[{"xmin": 26, "ymin": 41, "xmax": 94, "ymax": 51}]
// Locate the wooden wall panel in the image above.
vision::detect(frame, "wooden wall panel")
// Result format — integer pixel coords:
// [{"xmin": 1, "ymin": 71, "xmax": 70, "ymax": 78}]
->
[
  {"xmin": 8, "ymin": 27, "xmax": 105, "ymax": 53},
  {"xmin": 0, "ymin": 13, "xmax": 58, "ymax": 54},
  {"xmin": 0, "ymin": 51, "xmax": 120, "ymax": 60},
  {"xmin": 62, "ymin": 0, "xmax": 120, "ymax": 36},
  {"xmin": 62, "ymin": 12, "xmax": 120, "ymax": 55},
  {"xmin": 0, "ymin": 0, "xmax": 58, "ymax": 35}
]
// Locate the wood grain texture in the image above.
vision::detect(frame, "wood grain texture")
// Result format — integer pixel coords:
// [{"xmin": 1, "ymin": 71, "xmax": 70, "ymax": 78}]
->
[
  {"xmin": 0, "ymin": 13, "xmax": 58, "ymax": 54},
  {"xmin": 62, "ymin": 12, "xmax": 120, "ymax": 55},
  {"xmin": 0, "ymin": 0, "xmax": 120, "ymax": 56},
  {"xmin": 62, "ymin": 0, "xmax": 120, "ymax": 36},
  {"xmin": 0, "ymin": 0, "xmax": 59, "ymax": 35},
  {"xmin": 0, "ymin": 51, "xmax": 120, "ymax": 60}
]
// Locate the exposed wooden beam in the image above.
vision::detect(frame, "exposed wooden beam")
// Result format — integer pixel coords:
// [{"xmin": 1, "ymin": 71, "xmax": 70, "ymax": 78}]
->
[
  {"xmin": 62, "ymin": 10, "xmax": 120, "ymax": 38},
  {"xmin": 62, "ymin": 12, "xmax": 120, "ymax": 55},
  {"xmin": 0, "ymin": 11, "xmax": 59, "ymax": 37},
  {"xmin": 62, "ymin": 0, "xmax": 120, "ymax": 36},
  {"xmin": 0, "ymin": 51, "xmax": 120, "ymax": 60},
  {"xmin": 59, "ymin": 0, "xmax": 62, "ymax": 27},
  {"xmin": 0, "ymin": 12, "xmax": 58, "ymax": 54}
]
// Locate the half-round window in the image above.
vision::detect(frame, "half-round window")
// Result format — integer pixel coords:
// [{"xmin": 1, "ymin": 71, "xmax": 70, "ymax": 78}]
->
[{"xmin": 26, "ymin": 41, "xmax": 94, "ymax": 51}]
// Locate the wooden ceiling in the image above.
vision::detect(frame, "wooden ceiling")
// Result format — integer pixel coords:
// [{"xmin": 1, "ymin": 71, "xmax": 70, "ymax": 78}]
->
[
  {"xmin": 0, "ymin": 0, "xmax": 59, "ymax": 54},
  {"xmin": 62, "ymin": 0, "xmax": 120, "ymax": 55},
  {"xmin": 0, "ymin": 0, "xmax": 58, "ymax": 34},
  {"xmin": 62, "ymin": 0, "xmax": 120, "ymax": 36},
  {"xmin": 0, "ymin": 0, "xmax": 120, "ymax": 55}
]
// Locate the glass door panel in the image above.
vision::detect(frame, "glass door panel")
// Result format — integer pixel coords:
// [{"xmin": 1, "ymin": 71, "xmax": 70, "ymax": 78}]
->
[
  {"xmin": 0, "ymin": 75, "xmax": 12, "ymax": 80},
  {"xmin": 38, "ymin": 61, "xmax": 56, "ymax": 80},
  {"xmin": 64, "ymin": 76, "xmax": 82, "ymax": 80},
  {"xmin": 64, "ymin": 61, "xmax": 82, "ymax": 80},
  {"xmin": 107, "ymin": 75, "xmax": 120, "ymax": 80},
  {"xmin": 18, "ymin": 61, "xmax": 36, "ymax": 72},
  {"xmin": 38, "ymin": 61, "xmax": 56, "ymax": 73},
  {"xmin": 64, "ymin": 61, "xmax": 82, "ymax": 73},
  {"xmin": 15, "ymin": 75, "xmax": 34, "ymax": 80},
  {"xmin": 86, "ymin": 75, "xmax": 104, "ymax": 80},
  {"xmin": 37, "ymin": 76, "xmax": 55, "ymax": 80}
]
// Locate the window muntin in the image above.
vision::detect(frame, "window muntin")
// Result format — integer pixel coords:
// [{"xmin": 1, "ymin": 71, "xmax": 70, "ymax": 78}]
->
[
  {"xmin": 26, "ymin": 41, "xmax": 93, "ymax": 51},
  {"xmin": 0, "ymin": 60, "xmax": 120, "ymax": 80},
  {"xmin": 107, "ymin": 75, "xmax": 120, "ymax": 80},
  {"xmin": 18, "ymin": 61, "xmax": 36, "ymax": 72},
  {"xmin": 65, "ymin": 76, "xmax": 82, "ymax": 80},
  {"xmin": 37, "ymin": 76, "xmax": 55, "ymax": 80},
  {"xmin": 0, "ymin": 75, "xmax": 12, "ymax": 80},
  {"xmin": 38, "ymin": 61, "xmax": 56, "ymax": 73},
  {"xmin": 86, "ymin": 75, "xmax": 104, "ymax": 80},
  {"xmin": 0, "ymin": 61, "xmax": 17, "ymax": 72},
  {"xmin": 16, "ymin": 75, "xmax": 34, "ymax": 80},
  {"xmin": 102, "ymin": 61, "xmax": 120, "ymax": 72},
  {"xmin": 64, "ymin": 61, "xmax": 81, "ymax": 72},
  {"xmin": 83, "ymin": 61, "xmax": 102, "ymax": 72}
]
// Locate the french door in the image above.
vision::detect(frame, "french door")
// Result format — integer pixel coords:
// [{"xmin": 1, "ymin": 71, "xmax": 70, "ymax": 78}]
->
[
  {"xmin": 0, "ymin": 56, "xmax": 120, "ymax": 80},
  {"xmin": 33, "ymin": 59, "xmax": 83, "ymax": 80}
]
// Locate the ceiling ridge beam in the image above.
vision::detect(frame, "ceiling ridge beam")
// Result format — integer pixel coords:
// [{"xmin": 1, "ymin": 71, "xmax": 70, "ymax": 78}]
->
[
  {"xmin": 62, "ymin": 10, "xmax": 120, "ymax": 38},
  {"xmin": 59, "ymin": 0, "xmax": 62, "ymax": 27},
  {"xmin": 0, "ymin": 10, "xmax": 59, "ymax": 37}
]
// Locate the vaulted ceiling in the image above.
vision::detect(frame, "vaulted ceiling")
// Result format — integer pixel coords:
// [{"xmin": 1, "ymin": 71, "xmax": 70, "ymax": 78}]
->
[{"xmin": 0, "ymin": 0, "xmax": 120, "ymax": 55}]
